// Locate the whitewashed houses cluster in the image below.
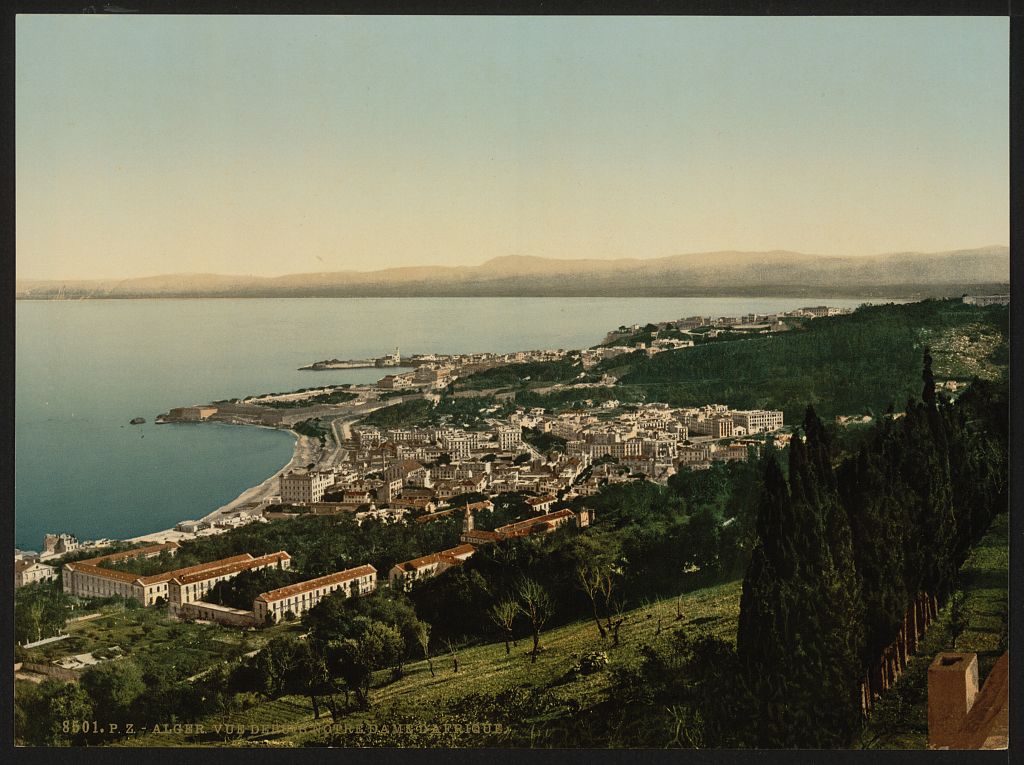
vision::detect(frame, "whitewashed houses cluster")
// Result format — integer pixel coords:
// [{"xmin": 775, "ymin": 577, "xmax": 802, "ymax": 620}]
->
[
  {"xmin": 375, "ymin": 348, "xmax": 572, "ymax": 392},
  {"xmin": 590, "ymin": 306, "xmax": 855, "ymax": 364},
  {"xmin": 271, "ymin": 400, "xmax": 783, "ymax": 518},
  {"xmin": 524, "ymin": 403, "xmax": 783, "ymax": 481}
]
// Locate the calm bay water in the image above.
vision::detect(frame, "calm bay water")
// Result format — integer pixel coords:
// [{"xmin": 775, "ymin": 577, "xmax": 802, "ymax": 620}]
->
[{"xmin": 15, "ymin": 296, "xmax": 878, "ymax": 549}]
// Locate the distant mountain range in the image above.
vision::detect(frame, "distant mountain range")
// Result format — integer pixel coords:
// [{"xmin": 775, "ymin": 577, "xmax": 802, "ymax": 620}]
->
[{"xmin": 15, "ymin": 246, "xmax": 1010, "ymax": 299}]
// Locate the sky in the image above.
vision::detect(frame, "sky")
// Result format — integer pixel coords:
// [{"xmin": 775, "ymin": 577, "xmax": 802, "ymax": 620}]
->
[{"xmin": 16, "ymin": 15, "xmax": 1009, "ymax": 281}]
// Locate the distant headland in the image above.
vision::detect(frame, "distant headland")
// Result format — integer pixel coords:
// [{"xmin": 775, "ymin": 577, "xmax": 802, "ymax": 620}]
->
[{"xmin": 15, "ymin": 246, "xmax": 1008, "ymax": 300}]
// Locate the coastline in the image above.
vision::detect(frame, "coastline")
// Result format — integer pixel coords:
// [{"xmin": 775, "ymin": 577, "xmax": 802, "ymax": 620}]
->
[{"xmin": 124, "ymin": 428, "xmax": 322, "ymax": 545}]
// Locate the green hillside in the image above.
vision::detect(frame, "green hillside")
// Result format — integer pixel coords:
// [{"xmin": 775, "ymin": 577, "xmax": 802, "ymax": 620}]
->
[
  {"xmin": 108, "ymin": 507, "xmax": 1007, "ymax": 749},
  {"xmin": 454, "ymin": 358, "xmax": 584, "ymax": 392},
  {"xmin": 609, "ymin": 299, "xmax": 1007, "ymax": 422},
  {"xmin": 856, "ymin": 513, "xmax": 1009, "ymax": 749},
  {"xmin": 113, "ymin": 579, "xmax": 743, "ymax": 747},
  {"xmin": 15, "ymin": 298, "xmax": 1008, "ymax": 750}
]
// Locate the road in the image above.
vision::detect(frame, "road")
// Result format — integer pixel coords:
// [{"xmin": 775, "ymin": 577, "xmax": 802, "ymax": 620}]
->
[{"xmin": 313, "ymin": 396, "xmax": 405, "ymax": 470}]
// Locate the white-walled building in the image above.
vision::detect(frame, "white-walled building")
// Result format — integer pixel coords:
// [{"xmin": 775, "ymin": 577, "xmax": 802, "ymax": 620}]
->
[
  {"xmin": 15, "ymin": 560, "xmax": 58, "ymax": 588},
  {"xmin": 498, "ymin": 426, "xmax": 524, "ymax": 452},
  {"xmin": 388, "ymin": 544, "xmax": 476, "ymax": 590},
  {"xmin": 253, "ymin": 564, "xmax": 377, "ymax": 623},
  {"xmin": 60, "ymin": 544, "xmax": 292, "ymax": 607},
  {"xmin": 280, "ymin": 470, "xmax": 335, "ymax": 505},
  {"xmin": 526, "ymin": 495, "xmax": 557, "ymax": 514},
  {"xmin": 730, "ymin": 410, "xmax": 784, "ymax": 433},
  {"xmin": 41, "ymin": 533, "xmax": 80, "ymax": 558},
  {"xmin": 167, "ymin": 551, "xmax": 291, "ymax": 615}
]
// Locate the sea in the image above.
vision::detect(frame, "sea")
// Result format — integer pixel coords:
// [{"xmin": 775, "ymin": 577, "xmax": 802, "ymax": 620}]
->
[{"xmin": 15, "ymin": 296, "xmax": 882, "ymax": 550}]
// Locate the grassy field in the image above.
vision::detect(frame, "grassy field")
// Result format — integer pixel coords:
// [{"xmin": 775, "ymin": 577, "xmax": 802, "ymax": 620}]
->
[
  {"xmin": 110, "ymin": 513, "xmax": 1006, "ymax": 749},
  {"xmin": 43, "ymin": 508, "xmax": 1008, "ymax": 748},
  {"xmin": 113, "ymin": 579, "xmax": 744, "ymax": 747},
  {"xmin": 855, "ymin": 512, "xmax": 1009, "ymax": 750},
  {"xmin": 20, "ymin": 603, "xmax": 305, "ymax": 678}
]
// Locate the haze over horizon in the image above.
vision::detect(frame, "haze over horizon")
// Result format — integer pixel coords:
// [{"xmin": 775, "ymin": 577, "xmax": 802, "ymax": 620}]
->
[
  {"xmin": 16, "ymin": 16, "xmax": 1008, "ymax": 281},
  {"xmin": 14, "ymin": 245, "xmax": 1014, "ymax": 285}
]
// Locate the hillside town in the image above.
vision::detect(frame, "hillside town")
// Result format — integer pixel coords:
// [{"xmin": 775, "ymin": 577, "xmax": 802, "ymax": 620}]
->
[
  {"xmin": 14, "ymin": 303, "xmax": 843, "ymax": 670},
  {"xmin": 148, "ymin": 304, "xmax": 851, "ymax": 431},
  {"xmin": 331, "ymin": 305, "xmax": 854, "ymax": 389},
  {"xmin": 16, "ymin": 393, "xmax": 787, "ymax": 636},
  {"xmin": 324, "ymin": 400, "xmax": 785, "ymax": 514},
  {"xmin": 15, "ymin": 304, "xmax": 817, "ymax": 593},
  {"xmin": 13, "ymin": 292, "xmax": 1009, "ymax": 751}
]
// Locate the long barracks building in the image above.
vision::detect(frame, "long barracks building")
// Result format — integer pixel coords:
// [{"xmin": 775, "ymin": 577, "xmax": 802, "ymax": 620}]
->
[
  {"xmin": 167, "ymin": 551, "xmax": 292, "ymax": 615},
  {"xmin": 62, "ymin": 542, "xmax": 183, "ymax": 605},
  {"xmin": 388, "ymin": 544, "xmax": 475, "ymax": 590},
  {"xmin": 253, "ymin": 564, "xmax": 377, "ymax": 624},
  {"xmin": 62, "ymin": 544, "xmax": 289, "ymax": 608}
]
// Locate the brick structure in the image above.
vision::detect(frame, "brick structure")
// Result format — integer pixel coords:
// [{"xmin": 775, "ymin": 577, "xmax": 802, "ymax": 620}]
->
[
  {"xmin": 928, "ymin": 651, "xmax": 1008, "ymax": 749},
  {"xmin": 928, "ymin": 652, "xmax": 979, "ymax": 748}
]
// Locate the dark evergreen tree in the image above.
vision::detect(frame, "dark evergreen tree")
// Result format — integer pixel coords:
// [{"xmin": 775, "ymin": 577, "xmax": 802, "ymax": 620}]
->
[
  {"xmin": 738, "ymin": 444, "xmax": 852, "ymax": 747},
  {"xmin": 899, "ymin": 398, "xmax": 956, "ymax": 601},
  {"xmin": 801, "ymin": 407, "xmax": 865, "ymax": 740},
  {"xmin": 921, "ymin": 346, "xmax": 936, "ymax": 410},
  {"xmin": 736, "ymin": 352, "xmax": 1007, "ymax": 747},
  {"xmin": 838, "ymin": 439, "xmax": 910, "ymax": 674}
]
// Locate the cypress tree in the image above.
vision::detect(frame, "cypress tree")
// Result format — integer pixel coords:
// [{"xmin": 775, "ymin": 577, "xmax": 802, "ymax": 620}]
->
[
  {"xmin": 910, "ymin": 402, "xmax": 957, "ymax": 598},
  {"xmin": 739, "ymin": 420, "xmax": 865, "ymax": 747},
  {"xmin": 738, "ymin": 450, "xmax": 818, "ymax": 746},
  {"xmin": 735, "ymin": 355, "xmax": 1007, "ymax": 746},
  {"xmin": 838, "ymin": 435, "xmax": 911, "ymax": 698},
  {"xmin": 797, "ymin": 408, "xmax": 865, "ymax": 742},
  {"xmin": 941, "ymin": 386, "xmax": 1007, "ymax": 563},
  {"xmin": 921, "ymin": 346, "xmax": 936, "ymax": 410}
]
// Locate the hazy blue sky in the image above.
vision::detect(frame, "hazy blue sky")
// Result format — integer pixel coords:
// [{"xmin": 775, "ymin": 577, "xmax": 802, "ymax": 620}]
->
[{"xmin": 16, "ymin": 15, "xmax": 1008, "ymax": 280}]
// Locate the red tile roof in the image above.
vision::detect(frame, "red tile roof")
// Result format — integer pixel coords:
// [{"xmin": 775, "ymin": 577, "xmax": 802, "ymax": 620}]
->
[
  {"xmin": 392, "ymin": 544, "xmax": 476, "ymax": 572},
  {"xmin": 137, "ymin": 553, "xmax": 256, "ymax": 586},
  {"xmin": 64, "ymin": 564, "xmax": 140, "ymax": 584},
  {"xmin": 393, "ymin": 459, "xmax": 425, "ymax": 473},
  {"xmin": 462, "ymin": 529, "xmax": 501, "ymax": 543},
  {"xmin": 495, "ymin": 508, "xmax": 575, "ymax": 536},
  {"xmin": 255, "ymin": 565, "xmax": 376, "ymax": 603},
  {"xmin": 171, "ymin": 551, "xmax": 290, "ymax": 585},
  {"xmin": 71, "ymin": 541, "xmax": 181, "ymax": 568},
  {"xmin": 526, "ymin": 495, "xmax": 556, "ymax": 505}
]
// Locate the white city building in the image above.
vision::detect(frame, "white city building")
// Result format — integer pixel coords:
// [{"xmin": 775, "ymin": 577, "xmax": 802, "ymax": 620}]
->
[{"xmin": 279, "ymin": 470, "xmax": 335, "ymax": 505}]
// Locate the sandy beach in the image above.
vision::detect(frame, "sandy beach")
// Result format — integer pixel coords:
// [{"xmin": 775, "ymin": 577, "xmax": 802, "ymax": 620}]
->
[
  {"xmin": 125, "ymin": 429, "xmax": 323, "ymax": 545},
  {"xmin": 121, "ymin": 398, "xmax": 392, "ymax": 546}
]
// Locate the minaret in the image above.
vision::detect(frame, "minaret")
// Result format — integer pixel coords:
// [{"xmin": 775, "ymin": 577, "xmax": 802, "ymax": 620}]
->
[{"xmin": 463, "ymin": 504, "xmax": 475, "ymax": 533}]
